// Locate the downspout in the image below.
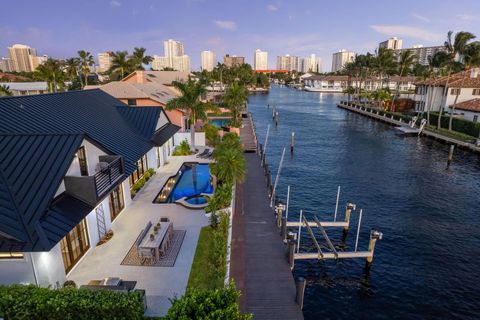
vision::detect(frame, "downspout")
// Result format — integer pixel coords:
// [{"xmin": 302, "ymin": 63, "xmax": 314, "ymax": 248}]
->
[{"xmin": 29, "ymin": 252, "xmax": 39, "ymax": 286}]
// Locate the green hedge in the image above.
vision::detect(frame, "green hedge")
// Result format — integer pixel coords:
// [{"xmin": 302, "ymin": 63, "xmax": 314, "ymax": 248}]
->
[
  {"xmin": 428, "ymin": 112, "xmax": 480, "ymax": 137},
  {"xmin": 165, "ymin": 282, "xmax": 251, "ymax": 320},
  {"xmin": 0, "ymin": 285, "xmax": 144, "ymax": 320}
]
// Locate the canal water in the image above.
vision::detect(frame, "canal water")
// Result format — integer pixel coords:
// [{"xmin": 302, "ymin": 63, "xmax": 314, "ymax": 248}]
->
[{"xmin": 248, "ymin": 85, "xmax": 480, "ymax": 320}]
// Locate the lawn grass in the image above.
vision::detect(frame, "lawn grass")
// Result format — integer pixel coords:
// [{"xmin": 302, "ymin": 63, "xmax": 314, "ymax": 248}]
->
[{"xmin": 187, "ymin": 226, "xmax": 224, "ymax": 290}]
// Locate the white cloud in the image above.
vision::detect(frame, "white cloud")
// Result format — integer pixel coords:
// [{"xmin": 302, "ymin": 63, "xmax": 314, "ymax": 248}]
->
[
  {"xmin": 411, "ymin": 13, "xmax": 430, "ymax": 22},
  {"xmin": 110, "ymin": 0, "xmax": 121, "ymax": 7},
  {"xmin": 370, "ymin": 25, "xmax": 443, "ymax": 42},
  {"xmin": 456, "ymin": 14, "xmax": 480, "ymax": 21},
  {"xmin": 213, "ymin": 20, "xmax": 237, "ymax": 31},
  {"xmin": 207, "ymin": 36, "xmax": 222, "ymax": 45},
  {"xmin": 267, "ymin": 4, "xmax": 278, "ymax": 12}
]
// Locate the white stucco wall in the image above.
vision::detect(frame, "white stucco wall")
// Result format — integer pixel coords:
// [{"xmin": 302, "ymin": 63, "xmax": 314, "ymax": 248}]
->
[
  {"xmin": 173, "ymin": 132, "xmax": 206, "ymax": 147},
  {"xmin": 146, "ymin": 148, "xmax": 157, "ymax": 171}
]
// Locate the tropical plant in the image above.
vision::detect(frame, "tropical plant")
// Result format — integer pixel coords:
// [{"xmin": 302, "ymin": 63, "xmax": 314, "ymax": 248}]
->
[
  {"xmin": 210, "ymin": 133, "xmax": 246, "ymax": 185},
  {"xmin": 373, "ymin": 48, "xmax": 398, "ymax": 88},
  {"xmin": 130, "ymin": 47, "xmax": 153, "ymax": 70},
  {"xmin": 109, "ymin": 51, "xmax": 133, "ymax": 80},
  {"xmin": 206, "ymin": 182, "xmax": 233, "ymax": 213},
  {"xmin": 0, "ymin": 85, "xmax": 12, "ymax": 96},
  {"xmin": 77, "ymin": 50, "xmax": 94, "ymax": 87},
  {"xmin": 204, "ymin": 123, "xmax": 220, "ymax": 146},
  {"xmin": 166, "ymin": 79, "xmax": 217, "ymax": 149},
  {"xmin": 390, "ymin": 50, "xmax": 416, "ymax": 111},
  {"xmin": 222, "ymin": 81, "xmax": 248, "ymax": 127},
  {"xmin": 173, "ymin": 140, "xmax": 192, "ymax": 155},
  {"xmin": 438, "ymin": 31, "xmax": 476, "ymax": 129},
  {"xmin": 34, "ymin": 58, "xmax": 65, "ymax": 92},
  {"xmin": 448, "ymin": 40, "xmax": 480, "ymax": 130},
  {"xmin": 64, "ymin": 57, "xmax": 80, "ymax": 82}
]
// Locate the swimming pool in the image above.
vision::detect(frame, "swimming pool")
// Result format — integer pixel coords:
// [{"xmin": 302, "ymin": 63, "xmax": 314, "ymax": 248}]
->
[
  {"xmin": 154, "ymin": 163, "xmax": 214, "ymax": 204},
  {"xmin": 209, "ymin": 118, "xmax": 230, "ymax": 128}
]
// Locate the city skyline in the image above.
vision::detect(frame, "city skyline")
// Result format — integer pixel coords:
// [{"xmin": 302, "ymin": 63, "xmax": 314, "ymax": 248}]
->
[{"xmin": 1, "ymin": 0, "xmax": 480, "ymax": 71}]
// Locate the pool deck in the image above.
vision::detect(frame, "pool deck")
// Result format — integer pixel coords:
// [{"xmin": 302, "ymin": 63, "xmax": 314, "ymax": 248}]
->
[
  {"xmin": 231, "ymin": 115, "xmax": 304, "ymax": 319},
  {"xmin": 67, "ymin": 154, "xmax": 212, "ymax": 317}
]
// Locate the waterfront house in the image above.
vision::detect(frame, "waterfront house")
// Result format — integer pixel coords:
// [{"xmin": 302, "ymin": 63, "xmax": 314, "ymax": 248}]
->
[
  {"xmin": 448, "ymin": 98, "xmax": 480, "ymax": 122},
  {"xmin": 0, "ymin": 82, "xmax": 49, "ymax": 96},
  {"xmin": 0, "ymin": 89, "xmax": 179, "ymax": 287},
  {"xmin": 303, "ymin": 75, "xmax": 349, "ymax": 92},
  {"xmin": 303, "ymin": 75, "xmax": 416, "ymax": 93},
  {"xmin": 414, "ymin": 68, "xmax": 480, "ymax": 119}
]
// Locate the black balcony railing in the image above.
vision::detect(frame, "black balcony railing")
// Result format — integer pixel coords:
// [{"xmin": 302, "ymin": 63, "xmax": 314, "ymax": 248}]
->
[{"xmin": 94, "ymin": 156, "xmax": 123, "ymax": 197}]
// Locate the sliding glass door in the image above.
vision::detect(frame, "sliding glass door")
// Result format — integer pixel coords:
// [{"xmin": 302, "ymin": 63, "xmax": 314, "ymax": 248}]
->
[
  {"xmin": 109, "ymin": 184, "xmax": 125, "ymax": 221},
  {"xmin": 60, "ymin": 218, "xmax": 90, "ymax": 273}
]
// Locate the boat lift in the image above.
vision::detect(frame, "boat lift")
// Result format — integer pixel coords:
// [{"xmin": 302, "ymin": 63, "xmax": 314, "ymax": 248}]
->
[{"xmin": 273, "ymin": 186, "xmax": 383, "ymax": 271}]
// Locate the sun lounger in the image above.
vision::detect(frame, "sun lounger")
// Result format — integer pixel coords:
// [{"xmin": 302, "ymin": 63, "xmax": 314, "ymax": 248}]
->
[{"xmin": 196, "ymin": 149, "xmax": 209, "ymax": 158}]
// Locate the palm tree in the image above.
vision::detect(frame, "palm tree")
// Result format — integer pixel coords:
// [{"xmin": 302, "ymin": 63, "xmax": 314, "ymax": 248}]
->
[
  {"xmin": 64, "ymin": 58, "xmax": 80, "ymax": 82},
  {"xmin": 77, "ymin": 50, "xmax": 94, "ymax": 87},
  {"xmin": 438, "ymin": 31, "xmax": 476, "ymax": 129},
  {"xmin": 210, "ymin": 133, "xmax": 246, "ymax": 185},
  {"xmin": 390, "ymin": 50, "xmax": 416, "ymax": 111},
  {"xmin": 34, "ymin": 58, "xmax": 65, "ymax": 92},
  {"xmin": 109, "ymin": 51, "xmax": 132, "ymax": 79},
  {"xmin": 0, "ymin": 85, "xmax": 12, "ymax": 96},
  {"xmin": 166, "ymin": 79, "xmax": 216, "ymax": 149},
  {"xmin": 449, "ymin": 41, "xmax": 480, "ymax": 130},
  {"xmin": 130, "ymin": 47, "xmax": 153, "ymax": 70},
  {"xmin": 373, "ymin": 48, "xmax": 397, "ymax": 89},
  {"xmin": 222, "ymin": 82, "xmax": 248, "ymax": 127}
]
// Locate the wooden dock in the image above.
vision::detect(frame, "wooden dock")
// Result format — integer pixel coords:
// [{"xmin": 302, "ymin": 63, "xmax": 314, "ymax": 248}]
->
[
  {"xmin": 240, "ymin": 114, "xmax": 258, "ymax": 152},
  {"xmin": 231, "ymin": 114, "xmax": 304, "ymax": 320},
  {"xmin": 337, "ymin": 102, "xmax": 480, "ymax": 153}
]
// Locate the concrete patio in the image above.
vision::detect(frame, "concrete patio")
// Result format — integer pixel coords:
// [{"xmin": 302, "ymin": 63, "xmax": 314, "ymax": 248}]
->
[{"xmin": 67, "ymin": 154, "xmax": 212, "ymax": 317}]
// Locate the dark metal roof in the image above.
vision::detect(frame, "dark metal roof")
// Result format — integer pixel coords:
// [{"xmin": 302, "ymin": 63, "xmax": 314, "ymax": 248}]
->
[
  {"xmin": 152, "ymin": 123, "xmax": 181, "ymax": 146},
  {"xmin": 117, "ymin": 106, "xmax": 160, "ymax": 140},
  {"xmin": 0, "ymin": 90, "xmax": 172, "ymax": 252},
  {"xmin": 0, "ymin": 133, "xmax": 84, "ymax": 251}
]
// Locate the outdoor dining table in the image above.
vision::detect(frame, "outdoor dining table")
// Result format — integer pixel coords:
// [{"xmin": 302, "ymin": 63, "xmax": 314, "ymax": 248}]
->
[{"xmin": 138, "ymin": 221, "xmax": 172, "ymax": 261}]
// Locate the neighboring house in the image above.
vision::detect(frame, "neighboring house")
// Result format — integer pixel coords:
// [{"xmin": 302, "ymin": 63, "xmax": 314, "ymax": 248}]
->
[
  {"xmin": 414, "ymin": 68, "xmax": 480, "ymax": 114},
  {"xmin": 0, "ymin": 89, "xmax": 179, "ymax": 287},
  {"xmin": 87, "ymin": 70, "xmax": 191, "ymax": 132},
  {"xmin": 303, "ymin": 75, "xmax": 416, "ymax": 93},
  {"xmin": 448, "ymin": 98, "xmax": 480, "ymax": 122},
  {"xmin": 0, "ymin": 82, "xmax": 49, "ymax": 95}
]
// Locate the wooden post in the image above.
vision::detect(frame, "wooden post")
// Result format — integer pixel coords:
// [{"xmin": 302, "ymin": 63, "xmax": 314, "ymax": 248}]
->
[
  {"xmin": 343, "ymin": 202, "xmax": 355, "ymax": 232},
  {"xmin": 295, "ymin": 277, "xmax": 306, "ymax": 309},
  {"xmin": 275, "ymin": 112, "xmax": 279, "ymax": 127},
  {"xmin": 288, "ymin": 240, "xmax": 296, "ymax": 270},
  {"xmin": 281, "ymin": 217, "xmax": 287, "ymax": 240},
  {"xmin": 367, "ymin": 230, "xmax": 383, "ymax": 265},
  {"xmin": 447, "ymin": 144, "xmax": 455, "ymax": 167},
  {"xmin": 291, "ymin": 132, "xmax": 295, "ymax": 154}
]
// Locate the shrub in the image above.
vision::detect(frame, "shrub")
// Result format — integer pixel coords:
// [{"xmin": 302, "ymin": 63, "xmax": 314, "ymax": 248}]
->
[
  {"xmin": 206, "ymin": 183, "xmax": 233, "ymax": 213},
  {"xmin": 204, "ymin": 123, "xmax": 221, "ymax": 147},
  {"xmin": 173, "ymin": 139, "xmax": 192, "ymax": 156},
  {"xmin": 147, "ymin": 168, "xmax": 155, "ymax": 175},
  {"xmin": 0, "ymin": 285, "xmax": 144, "ymax": 320},
  {"xmin": 144, "ymin": 171, "xmax": 151, "ymax": 181},
  {"xmin": 166, "ymin": 281, "xmax": 251, "ymax": 320},
  {"xmin": 63, "ymin": 280, "xmax": 76, "ymax": 288},
  {"xmin": 428, "ymin": 112, "xmax": 480, "ymax": 137}
]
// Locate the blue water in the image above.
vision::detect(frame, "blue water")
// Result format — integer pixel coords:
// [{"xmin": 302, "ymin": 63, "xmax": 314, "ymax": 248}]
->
[
  {"xmin": 186, "ymin": 195, "xmax": 208, "ymax": 205},
  {"xmin": 159, "ymin": 163, "xmax": 213, "ymax": 203},
  {"xmin": 210, "ymin": 118, "xmax": 230, "ymax": 127},
  {"xmin": 249, "ymin": 86, "xmax": 480, "ymax": 320}
]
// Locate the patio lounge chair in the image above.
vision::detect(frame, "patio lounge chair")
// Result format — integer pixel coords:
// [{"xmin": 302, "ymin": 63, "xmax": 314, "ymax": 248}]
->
[
  {"xmin": 202, "ymin": 150, "xmax": 213, "ymax": 159},
  {"xmin": 196, "ymin": 148, "xmax": 209, "ymax": 158}
]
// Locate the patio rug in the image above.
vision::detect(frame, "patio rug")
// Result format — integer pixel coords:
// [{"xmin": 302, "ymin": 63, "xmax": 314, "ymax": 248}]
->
[{"xmin": 121, "ymin": 230, "xmax": 186, "ymax": 267}]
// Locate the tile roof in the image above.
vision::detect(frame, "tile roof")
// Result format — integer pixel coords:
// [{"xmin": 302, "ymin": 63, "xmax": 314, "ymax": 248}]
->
[
  {"xmin": 0, "ymin": 89, "xmax": 178, "ymax": 251},
  {"xmin": 450, "ymin": 98, "xmax": 480, "ymax": 112},
  {"xmin": 417, "ymin": 70, "xmax": 480, "ymax": 88},
  {"xmin": 96, "ymin": 81, "xmax": 178, "ymax": 105}
]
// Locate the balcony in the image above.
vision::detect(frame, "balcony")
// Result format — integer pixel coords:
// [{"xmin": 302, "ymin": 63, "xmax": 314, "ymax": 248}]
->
[{"xmin": 64, "ymin": 155, "xmax": 124, "ymax": 206}]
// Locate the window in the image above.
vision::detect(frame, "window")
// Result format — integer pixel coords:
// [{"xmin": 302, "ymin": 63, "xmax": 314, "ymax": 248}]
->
[
  {"xmin": 474, "ymin": 115, "xmax": 478, "ymax": 123},
  {"xmin": 127, "ymin": 99, "xmax": 137, "ymax": 106},
  {"xmin": 450, "ymin": 88, "xmax": 460, "ymax": 95},
  {"xmin": 77, "ymin": 146, "xmax": 88, "ymax": 176},
  {"xmin": 109, "ymin": 184, "xmax": 125, "ymax": 221},
  {"xmin": 60, "ymin": 218, "xmax": 90, "ymax": 273},
  {"xmin": 0, "ymin": 252, "xmax": 24, "ymax": 260},
  {"xmin": 473, "ymin": 89, "xmax": 480, "ymax": 95},
  {"xmin": 129, "ymin": 155, "xmax": 148, "ymax": 186}
]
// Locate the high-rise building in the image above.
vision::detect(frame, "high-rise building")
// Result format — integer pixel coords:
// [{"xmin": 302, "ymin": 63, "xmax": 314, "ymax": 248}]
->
[
  {"xmin": 276, "ymin": 54, "xmax": 300, "ymax": 71},
  {"xmin": 97, "ymin": 52, "xmax": 114, "ymax": 73},
  {"xmin": 379, "ymin": 37, "xmax": 403, "ymax": 50},
  {"xmin": 394, "ymin": 45, "xmax": 447, "ymax": 66},
  {"xmin": 0, "ymin": 58, "xmax": 13, "ymax": 72},
  {"xmin": 7, "ymin": 44, "xmax": 41, "ymax": 72},
  {"xmin": 224, "ymin": 54, "xmax": 245, "ymax": 68},
  {"xmin": 152, "ymin": 39, "xmax": 190, "ymax": 72},
  {"xmin": 331, "ymin": 49, "xmax": 355, "ymax": 72},
  {"xmin": 201, "ymin": 51, "xmax": 216, "ymax": 71},
  {"xmin": 254, "ymin": 49, "xmax": 268, "ymax": 70},
  {"xmin": 302, "ymin": 54, "xmax": 321, "ymax": 73}
]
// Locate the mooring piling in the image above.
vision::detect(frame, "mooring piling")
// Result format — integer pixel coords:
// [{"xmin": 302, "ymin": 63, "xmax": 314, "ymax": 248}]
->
[
  {"xmin": 343, "ymin": 202, "xmax": 356, "ymax": 232},
  {"xmin": 367, "ymin": 229, "xmax": 383, "ymax": 265},
  {"xmin": 447, "ymin": 144, "xmax": 455, "ymax": 167},
  {"xmin": 291, "ymin": 132, "xmax": 295, "ymax": 154},
  {"xmin": 295, "ymin": 277, "xmax": 306, "ymax": 309}
]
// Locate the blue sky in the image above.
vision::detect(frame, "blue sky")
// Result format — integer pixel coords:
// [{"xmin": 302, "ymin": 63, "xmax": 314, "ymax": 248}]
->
[{"xmin": 1, "ymin": 0, "xmax": 480, "ymax": 71}]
